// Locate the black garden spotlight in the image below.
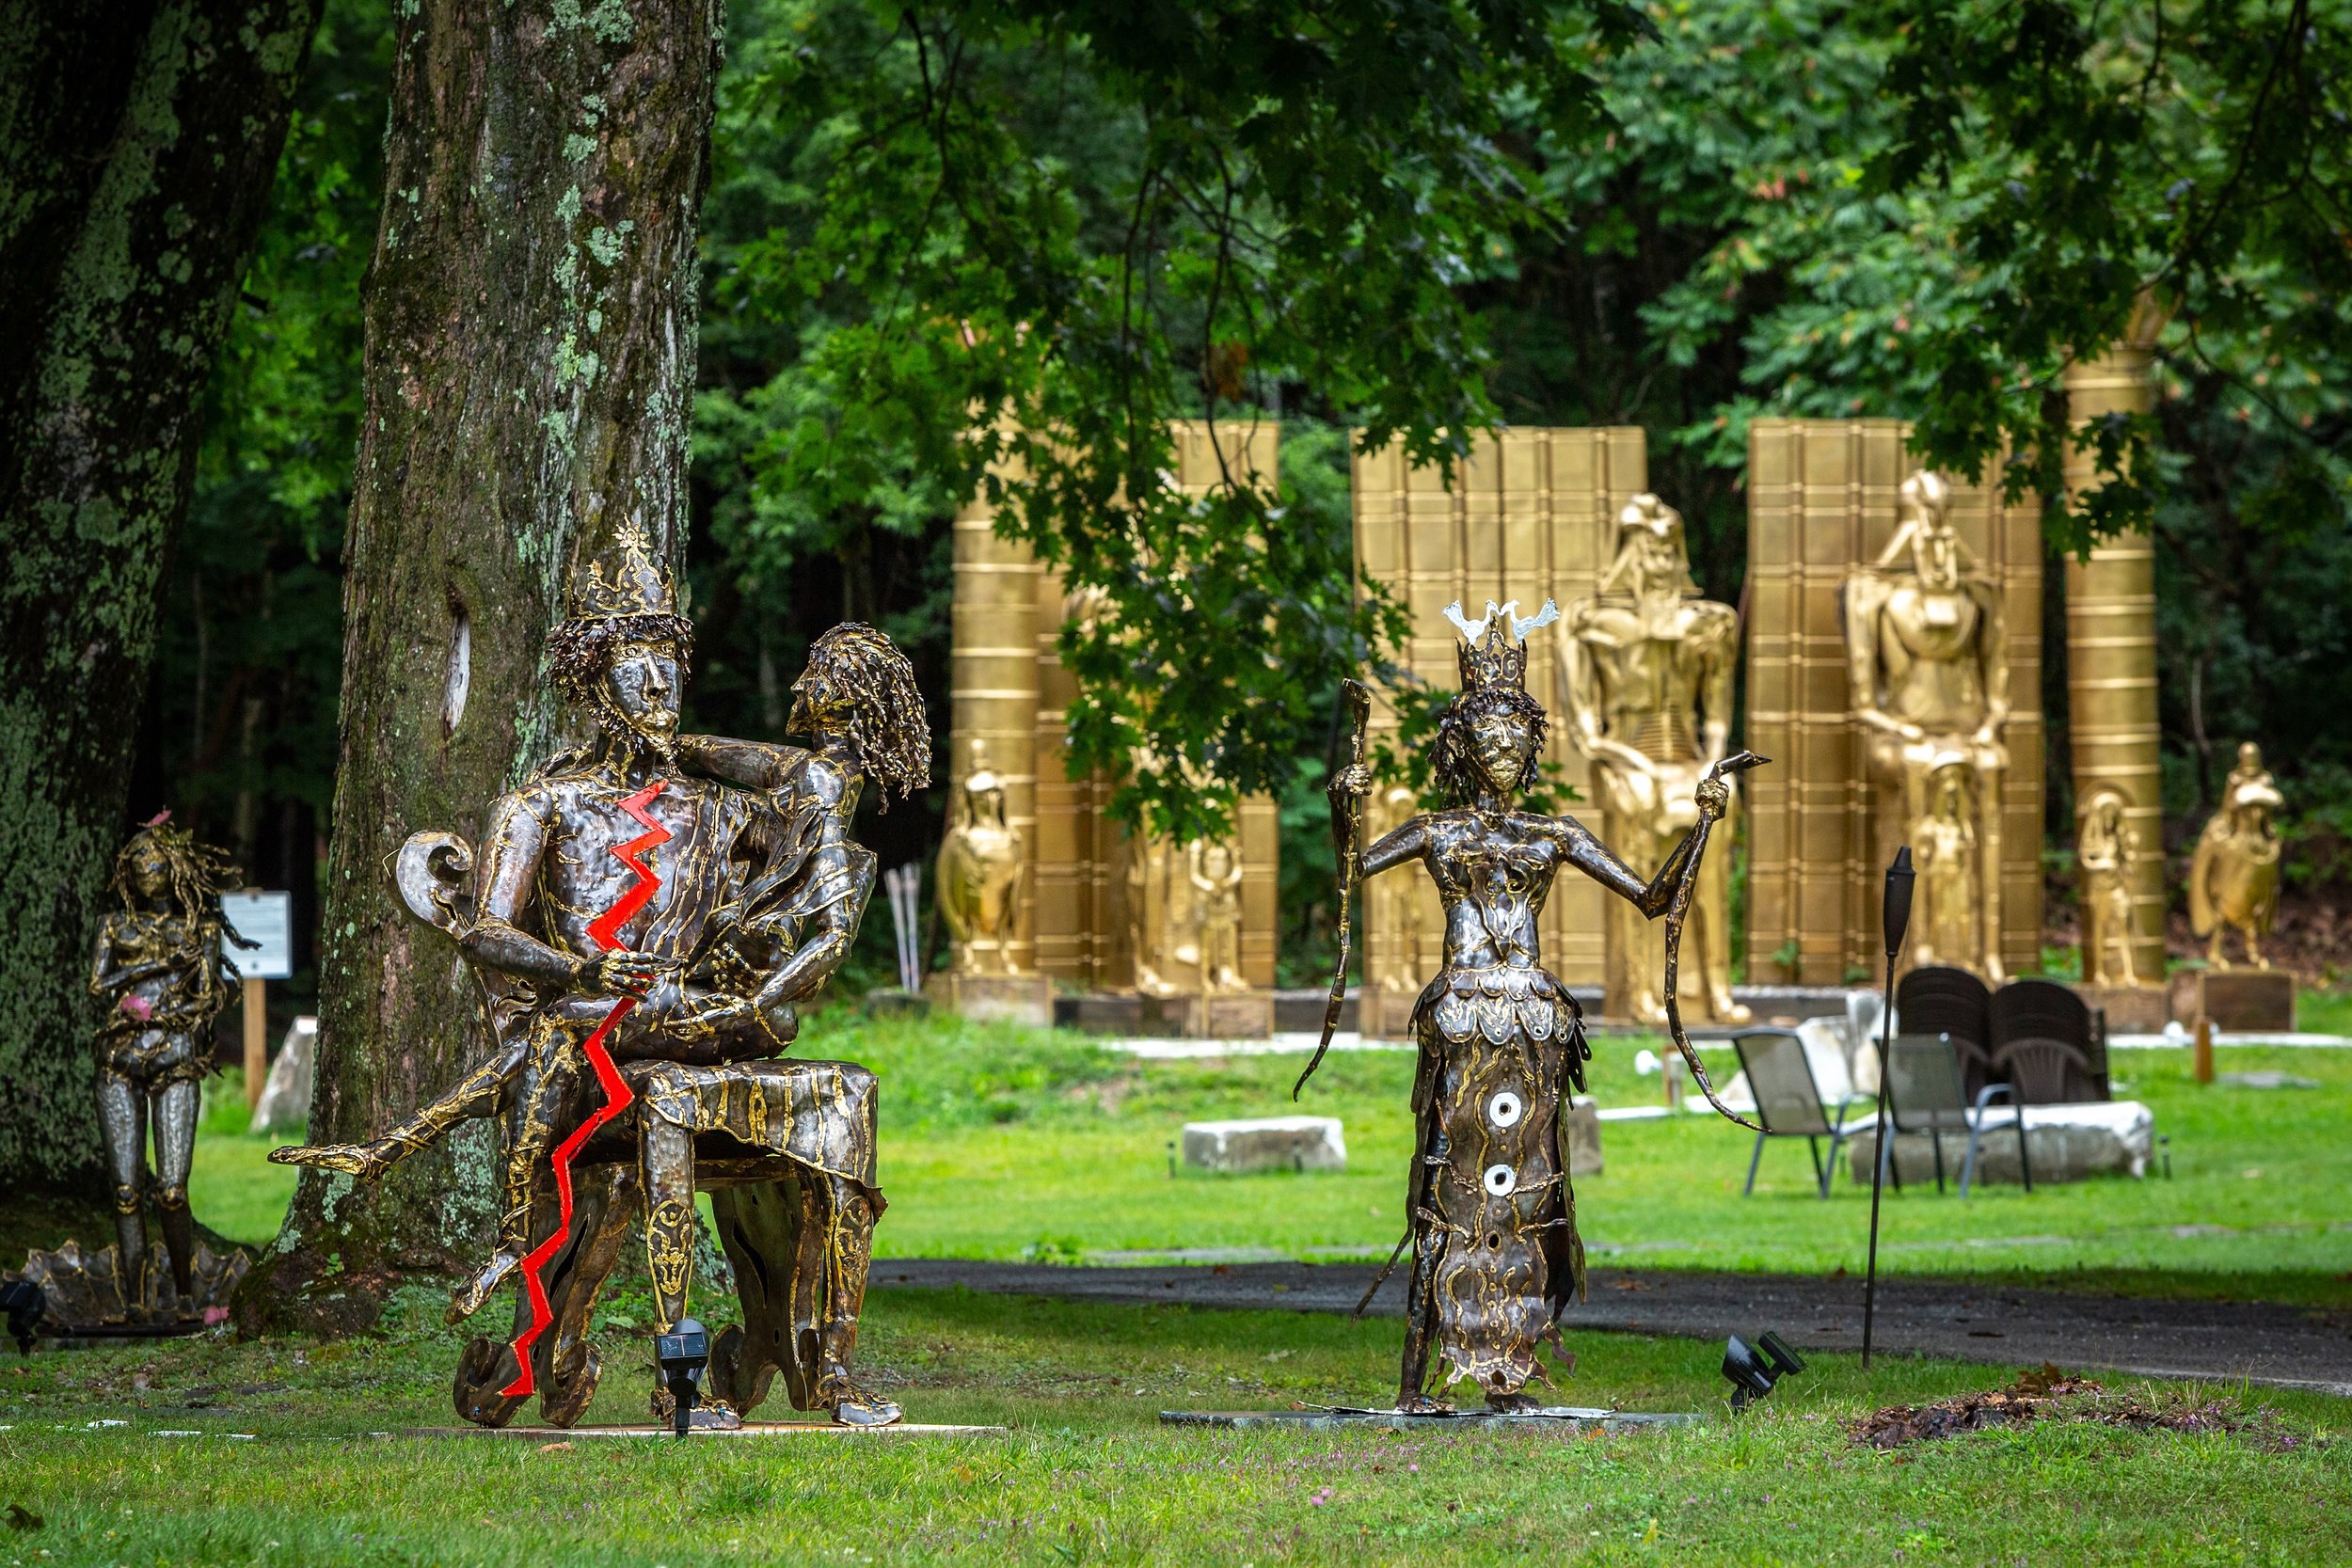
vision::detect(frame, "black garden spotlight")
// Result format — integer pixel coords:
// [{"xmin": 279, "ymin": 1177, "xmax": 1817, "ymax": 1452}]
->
[
  {"xmin": 655, "ymin": 1316, "xmax": 709, "ymax": 1436},
  {"xmin": 0, "ymin": 1279, "xmax": 45, "ymax": 1354},
  {"xmin": 1722, "ymin": 1331, "xmax": 1807, "ymax": 1412}
]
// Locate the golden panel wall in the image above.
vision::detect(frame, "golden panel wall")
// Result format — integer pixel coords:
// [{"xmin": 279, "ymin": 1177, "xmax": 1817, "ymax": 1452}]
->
[
  {"xmin": 950, "ymin": 420, "xmax": 1279, "ymax": 990},
  {"xmin": 1351, "ymin": 427, "xmax": 1650, "ymax": 996},
  {"xmin": 1745, "ymin": 419, "xmax": 2045, "ymax": 983}
]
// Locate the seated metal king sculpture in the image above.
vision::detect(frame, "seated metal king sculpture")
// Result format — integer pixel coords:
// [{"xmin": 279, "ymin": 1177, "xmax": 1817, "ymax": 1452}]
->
[
  {"xmin": 1316, "ymin": 598, "xmax": 1761, "ymax": 1414},
  {"xmin": 274, "ymin": 525, "xmax": 928, "ymax": 1430}
]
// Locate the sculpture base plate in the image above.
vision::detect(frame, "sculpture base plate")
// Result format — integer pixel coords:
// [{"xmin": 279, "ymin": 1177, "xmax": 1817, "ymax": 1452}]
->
[
  {"xmin": 401, "ymin": 1421, "xmax": 1006, "ymax": 1439},
  {"xmin": 925, "ymin": 973, "xmax": 1054, "ymax": 1026},
  {"xmin": 1159, "ymin": 1407, "xmax": 1697, "ymax": 1434},
  {"xmin": 2170, "ymin": 969, "xmax": 2296, "ymax": 1032},
  {"xmin": 1139, "ymin": 990, "xmax": 1275, "ymax": 1039}
]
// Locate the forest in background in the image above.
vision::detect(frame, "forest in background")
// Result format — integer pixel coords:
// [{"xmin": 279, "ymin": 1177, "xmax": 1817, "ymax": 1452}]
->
[{"xmin": 137, "ymin": 0, "xmax": 2352, "ymax": 1006}]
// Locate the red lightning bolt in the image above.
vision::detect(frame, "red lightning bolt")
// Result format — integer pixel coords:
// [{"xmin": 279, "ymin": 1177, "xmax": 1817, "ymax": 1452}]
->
[{"xmin": 502, "ymin": 779, "xmax": 670, "ymax": 1399}]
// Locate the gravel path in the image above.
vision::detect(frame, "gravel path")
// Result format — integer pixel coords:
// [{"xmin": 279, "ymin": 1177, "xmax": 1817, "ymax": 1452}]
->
[{"xmin": 871, "ymin": 1259, "xmax": 2352, "ymax": 1396}]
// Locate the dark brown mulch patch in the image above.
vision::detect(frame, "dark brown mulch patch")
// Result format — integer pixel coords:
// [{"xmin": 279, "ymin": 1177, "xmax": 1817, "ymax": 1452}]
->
[{"xmin": 1849, "ymin": 1363, "xmax": 2304, "ymax": 1450}]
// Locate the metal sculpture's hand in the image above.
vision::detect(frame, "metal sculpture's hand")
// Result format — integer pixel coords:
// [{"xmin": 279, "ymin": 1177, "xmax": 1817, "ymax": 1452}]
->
[
  {"xmin": 1327, "ymin": 760, "xmax": 1373, "ymax": 804},
  {"xmin": 581, "ymin": 948, "xmax": 668, "ymax": 999},
  {"xmin": 1694, "ymin": 776, "xmax": 1729, "ymax": 822},
  {"xmin": 671, "ymin": 993, "xmax": 755, "ymax": 1035}
]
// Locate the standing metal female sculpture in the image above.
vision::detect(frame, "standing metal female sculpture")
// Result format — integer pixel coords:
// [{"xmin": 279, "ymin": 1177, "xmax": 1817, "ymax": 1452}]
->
[
  {"xmin": 1315, "ymin": 600, "xmax": 1760, "ymax": 1412},
  {"xmin": 8, "ymin": 816, "xmax": 255, "ymax": 1328}
]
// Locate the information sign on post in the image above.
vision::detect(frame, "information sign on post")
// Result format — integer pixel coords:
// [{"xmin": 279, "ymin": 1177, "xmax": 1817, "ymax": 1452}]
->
[{"xmin": 220, "ymin": 892, "xmax": 294, "ymax": 1108}]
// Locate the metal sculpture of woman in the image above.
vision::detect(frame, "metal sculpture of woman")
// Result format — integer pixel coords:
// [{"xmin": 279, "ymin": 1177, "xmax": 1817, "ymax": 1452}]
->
[
  {"xmin": 1323, "ymin": 600, "xmax": 1758, "ymax": 1412},
  {"xmin": 90, "ymin": 815, "xmax": 250, "ymax": 1304}
]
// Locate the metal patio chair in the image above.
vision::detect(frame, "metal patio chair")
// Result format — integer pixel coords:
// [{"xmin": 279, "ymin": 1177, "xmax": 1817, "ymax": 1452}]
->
[
  {"xmin": 1733, "ymin": 1028, "xmax": 1861, "ymax": 1199},
  {"xmin": 1879, "ymin": 1031, "xmax": 2032, "ymax": 1198}
]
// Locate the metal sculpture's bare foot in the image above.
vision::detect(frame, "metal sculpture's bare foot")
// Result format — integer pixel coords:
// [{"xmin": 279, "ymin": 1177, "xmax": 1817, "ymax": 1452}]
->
[
  {"xmin": 268, "ymin": 1139, "xmax": 398, "ymax": 1183},
  {"xmin": 444, "ymin": 1247, "xmax": 523, "ymax": 1325},
  {"xmin": 1394, "ymin": 1391, "xmax": 1454, "ymax": 1416},
  {"xmin": 828, "ymin": 1379, "xmax": 904, "ymax": 1428},
  {"xmin": 1484, "ymin": 1389, "xmax": 1545, "ymax": 1413}
]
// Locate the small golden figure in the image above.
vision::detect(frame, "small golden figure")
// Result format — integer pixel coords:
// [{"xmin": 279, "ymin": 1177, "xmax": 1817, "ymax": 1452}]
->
[
  {"xmin": 1187, "ymin": 837, "xmax": 1247, "ymax": 993},
  {"xmin": 1560, "ymin": 493, "xmax": 1749, "ymax": 1023},
  {"xmin": 1909, "ymin": 757, "xmax": 1982, "ymax": 971},
  {"xmin": 2075, "ymin": 785, "xmax": 2142, "ymax": 987},
  {"xmin": 937, "ymin": 738, "xmax": 1025, "ymax": 974},
  {"xmin": 2189, "ymin": 743, "xmax": 2282, "ymax": 970},
  {"xmin": 1844, "ymin": 471, "xmax": 2010, "ymax": 979}
]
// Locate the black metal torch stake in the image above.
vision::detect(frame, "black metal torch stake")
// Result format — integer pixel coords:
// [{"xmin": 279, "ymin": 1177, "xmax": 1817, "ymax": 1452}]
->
[{"xmin": 1862, "ymin": 846, "xmax": 1915, "ymax": 1370}]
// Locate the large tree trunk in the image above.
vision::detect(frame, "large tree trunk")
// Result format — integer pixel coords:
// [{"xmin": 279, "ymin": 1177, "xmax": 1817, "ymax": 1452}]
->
[
  {"xmin": 247, "ymin": 0, "xmax": 718, "ymax": 1325},
  {"xmin": 0, "ymin": 1, "xmax": 320, "ymax": 1195}
]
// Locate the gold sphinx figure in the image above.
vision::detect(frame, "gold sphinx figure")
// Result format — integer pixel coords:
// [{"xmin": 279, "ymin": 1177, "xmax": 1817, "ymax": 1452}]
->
[
  {"xmin": 2075, "ymin": 785, "xmax": 2143, "ymax": 987},
  {"xmin": 1559, "ymin": 494, "xmax": 1747, "ymax": 1023},
  {"xmin": 936, "ymin": 739, "xmax": 1025, "ymax": 975},
  {"xmin": 2189, "ymin": 742, "xmax": 2283, "ymax": 970},
  {"xmin": 1844, "ymin": 471, "xmax": 2010, "ymax": 979}
]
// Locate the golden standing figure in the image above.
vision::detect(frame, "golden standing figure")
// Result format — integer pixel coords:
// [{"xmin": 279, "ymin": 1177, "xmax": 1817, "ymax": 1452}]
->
[
  {"xmin": 2075, "ymin": 784, "xmax": 2142, "ymax": 988},
  {"xmin": 1844, "ymin": 471, "xmax": 2010, "ymax": 979},
  {"xmin": 275, "ymin": 527, "xmax": 929, "ymax": 1429},
  {"xmin": 1188, "ymin": 837, "xmax": 1247, "ymax": 993},
  {"xmin": 2189, "ymin": 743, "xmax": 2283, "ymax": 970},
  {"xmin": 1324, "ymin": 599, "xmax": 1759, "ymax": 1412},
  {"xmin": 1559, "ymin": 494, "xmax": 1748, "ymax": 1024},
  {"xmin": 937, "ymin": 738, "xmax": 1025, "ymax": 974}
]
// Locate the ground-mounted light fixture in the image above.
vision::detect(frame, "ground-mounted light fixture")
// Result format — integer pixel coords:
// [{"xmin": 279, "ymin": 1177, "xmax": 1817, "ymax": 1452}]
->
[
  {"xmin": 655, "ymin": 1316, "xmax": 709, "ymax": 1436},
  {"xmin": 1722, "ymin": 1331, "xmax": 1806, "ymax": 1411},
  {"xmin": 1, "ymin": 1279, "xmax": 44, "ymax": 1354}
]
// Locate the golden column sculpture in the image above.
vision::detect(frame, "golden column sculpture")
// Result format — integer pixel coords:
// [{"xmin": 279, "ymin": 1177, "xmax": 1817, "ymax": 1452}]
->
[
  {"xmin": 949, "ymin": 421, "xmax": 1279, "ymax": 1014},
  {"xmin": 944, "ymin": 475, "xmax": 1043, "ymax": 985},
  {"xmin": 1559, "ymin": 493, "xmax": 1748, "ymax": 1023},
  {"xmin": 1353, "ymin": 427, "xmax": 1647, "ymax": 1031},
  {"xmin": 2063, "ymin": 299, "xmax": 2169, "ymax": 986},
  {"xmin": 1746, "ymin": 420, "xmax": 2044, "ymax": 984}
]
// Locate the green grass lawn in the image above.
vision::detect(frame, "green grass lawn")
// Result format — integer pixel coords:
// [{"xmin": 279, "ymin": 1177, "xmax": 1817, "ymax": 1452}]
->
[
  {"xmin": 3, "ymin": 1282, "xmax": 2347, "ymax": 1566},
  {"xmin": 194, "ymin": 1010, "xmax": 2352, "ymax": 1306}
]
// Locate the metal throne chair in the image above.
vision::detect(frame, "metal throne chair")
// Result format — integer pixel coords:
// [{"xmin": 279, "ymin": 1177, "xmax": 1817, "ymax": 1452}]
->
[{"xmin": 395, "ymin": 831, "xmax": 890, "ymax": 1431}]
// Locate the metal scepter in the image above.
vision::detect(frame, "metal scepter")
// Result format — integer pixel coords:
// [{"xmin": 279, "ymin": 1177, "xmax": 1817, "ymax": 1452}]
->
[
  {"xmin": 1295, "ymin": 679, "xmax": 1372, "ymax": 1101},
  {"xmin": 1862, "ymin": 845, "xmax": 1915, "ymax": 1370}
]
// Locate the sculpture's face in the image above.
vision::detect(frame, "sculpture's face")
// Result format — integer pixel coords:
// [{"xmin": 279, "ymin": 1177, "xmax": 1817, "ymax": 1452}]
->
[
  {"xmin": 2239, "ymin": 742, "xmax": 2262, "ymax": 770},
  {"xmin": 1469, "ymin": 707, "xmax": 1536, "ymax": 799},
  {"xmin": 1932, "ymin": 769, "xmax": 1966, "ymax": 817},
  {"xmin": 1203, "ymin": 844, "xmax": 1234, "ymax": 879},
  {"xmin": 599, "ymin": 637, "xmax": 681, "ymax": 744},
  {"xmin": 1913, "ymin": 524, "xmax": 1962, "ymax": 591},
  {"xmin": 126, "ymin": 847, "xmax": 170, "ymax": 902},
  {"xmin": 788, "ymin": 664, "xmax": 852, "ymax": 740},
  {"xmin": 1631, "ymin": 527, "xmax": 1683, "ymax": 595}
]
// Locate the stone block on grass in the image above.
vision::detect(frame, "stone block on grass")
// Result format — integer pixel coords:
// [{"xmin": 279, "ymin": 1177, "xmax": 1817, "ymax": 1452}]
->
[{"xmin": 1183, "ymin": 1117, "xmax": 1346, "ymax": 1175}]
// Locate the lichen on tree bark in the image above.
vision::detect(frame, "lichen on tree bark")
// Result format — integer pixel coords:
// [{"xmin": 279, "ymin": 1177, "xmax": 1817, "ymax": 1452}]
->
[
  {"xmin": 0, "ymin": 0, "xmax": 321, "ymax": 1195},
  {"xmin": 246, "ymin": 0, "xmax": 720, "ymax": 1325}
]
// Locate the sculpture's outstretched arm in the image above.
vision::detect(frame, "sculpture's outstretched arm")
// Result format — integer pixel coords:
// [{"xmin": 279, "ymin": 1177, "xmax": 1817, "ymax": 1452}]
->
[
  {"xmin": 457, "ymin": 791, "xmax": 591, "ymax": 990},
  {"xmin": 1544, "ymin": 809, "xmax": 1708, "ymax": 919},
  {"xmin": 675, "ymin": 734, "xmax": 803, "ymax": 792},
  {"xmin": 1359, "ymin": 817, "xmax": 1430, "ymax": 879}
]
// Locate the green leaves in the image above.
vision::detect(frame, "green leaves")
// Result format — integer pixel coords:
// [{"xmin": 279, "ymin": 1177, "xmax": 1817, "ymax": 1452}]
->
[{"xmin": 706, "ymin": 0, "xmax": 1604, "ymax": 838}]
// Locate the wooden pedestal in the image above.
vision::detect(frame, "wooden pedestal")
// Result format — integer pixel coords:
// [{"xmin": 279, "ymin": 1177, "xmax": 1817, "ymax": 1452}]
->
[{"xmin": 2169, "ymin": 969, "xmax": 2296, "ymax": 1032}]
